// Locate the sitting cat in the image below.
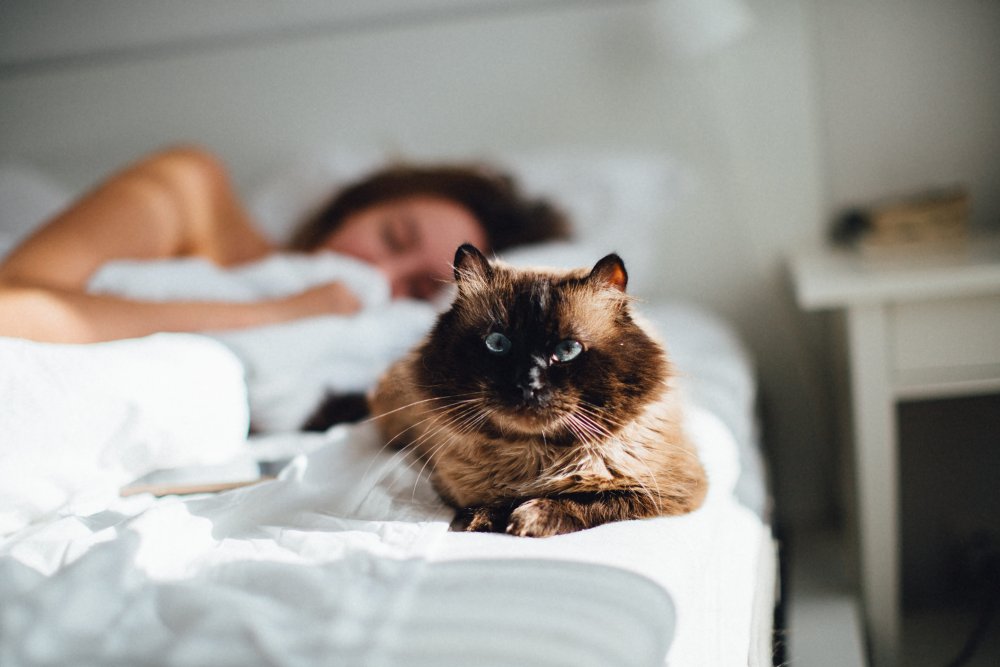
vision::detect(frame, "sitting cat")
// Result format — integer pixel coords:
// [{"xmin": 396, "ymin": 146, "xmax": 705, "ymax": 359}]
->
[{"xmin": 370, "ymin": 244, "xmax": 707, "ymax": 537}]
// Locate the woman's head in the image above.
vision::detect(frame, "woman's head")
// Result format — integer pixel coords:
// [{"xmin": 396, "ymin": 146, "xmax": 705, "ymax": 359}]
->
[{"xmin": 289, "ymin": 163, "xmax": 570, "ymax": 299}]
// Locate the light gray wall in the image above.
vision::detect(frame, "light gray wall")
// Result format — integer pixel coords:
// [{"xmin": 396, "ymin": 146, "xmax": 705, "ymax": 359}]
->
[
  {"xmin": 814, "ymin": 0, "xmax": 1000, "ymax": 232},
  {"xmin": 3, "ymin": 0, "xmax": 996, "ymax": 529}
]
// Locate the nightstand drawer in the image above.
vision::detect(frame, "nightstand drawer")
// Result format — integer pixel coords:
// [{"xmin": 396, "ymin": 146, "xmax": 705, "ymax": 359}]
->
[{"xmin": 889, "ymin": 295, "xmax": 1000, "ymax": 372}]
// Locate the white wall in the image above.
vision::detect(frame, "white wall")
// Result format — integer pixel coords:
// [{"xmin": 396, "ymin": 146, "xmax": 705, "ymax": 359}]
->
[
  {"xmin": 813, "ymin": 0, "xmax": 1000, "ymax": 232},
  {"xmin": 20, "ymin": 0, "xmax": 996, "ymax": 529}
]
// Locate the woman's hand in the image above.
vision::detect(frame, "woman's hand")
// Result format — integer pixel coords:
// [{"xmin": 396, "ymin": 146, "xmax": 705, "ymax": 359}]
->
[{"xmin": 272, "ymin": 281, "xmax": 362, "ymax": 320}]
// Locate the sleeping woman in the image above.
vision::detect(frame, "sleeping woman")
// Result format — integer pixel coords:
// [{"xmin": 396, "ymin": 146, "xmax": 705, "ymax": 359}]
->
[{"xmin": 0, "ymin": 145, "xmax": 568, "ymax": 343}]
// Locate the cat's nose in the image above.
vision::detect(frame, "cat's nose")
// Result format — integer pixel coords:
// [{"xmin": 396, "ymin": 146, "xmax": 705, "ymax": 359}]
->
[
  {"xmin": 516, "ymin": 381, "xmax": 549, "ymax": 405},
  {"xmin": 517, "ymin": 362, "xmax": 549, "ymax": 404}
]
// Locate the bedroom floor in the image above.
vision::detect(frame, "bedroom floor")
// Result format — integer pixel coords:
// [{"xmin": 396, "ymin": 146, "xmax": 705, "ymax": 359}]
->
[
  {"xmin": 902, "ymin": 607, "xmax": 1000, "ymax": 667},
  {"xmin": 785, "ymin": 528, "xmax": 866, "ymax": 667},
  {"xmin": 787, "ymin": 527, "xmax": 1000, "ymax": 667}
]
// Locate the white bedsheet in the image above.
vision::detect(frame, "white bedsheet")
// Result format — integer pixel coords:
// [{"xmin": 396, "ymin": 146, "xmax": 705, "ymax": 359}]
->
[
  {"xmin": 0, "ymin": 334, "xmax": 249, "ymax": 536},
  {"xmin": 0, "ymin": 404, "xmax": 761, "ymax": 667},
  {"xmin": 0, "ymin": 252, "xmax": 769, "ymax": 666}
]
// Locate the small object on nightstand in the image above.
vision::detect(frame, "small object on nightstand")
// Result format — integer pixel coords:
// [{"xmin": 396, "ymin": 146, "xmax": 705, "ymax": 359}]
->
[{"xmin": 832, "ymin": 186, "xmax": 970, "ymax": 255}]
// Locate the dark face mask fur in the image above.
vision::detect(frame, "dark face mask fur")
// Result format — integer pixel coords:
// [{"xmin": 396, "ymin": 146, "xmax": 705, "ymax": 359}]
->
[{"xmin": 370, "ymin": 244, "xmax": 707, "ymax": 537}]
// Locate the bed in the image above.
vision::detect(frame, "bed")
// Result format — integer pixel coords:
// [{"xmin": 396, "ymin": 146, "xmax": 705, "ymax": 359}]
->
[{"xmin": 0, "ymin": 151, "xmax": 777, "ymax": 666}]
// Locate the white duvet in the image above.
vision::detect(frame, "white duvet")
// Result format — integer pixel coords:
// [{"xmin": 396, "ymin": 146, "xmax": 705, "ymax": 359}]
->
[{"xmin": 0, "ymin": 252, "xmax": 768, "ymax": 666}]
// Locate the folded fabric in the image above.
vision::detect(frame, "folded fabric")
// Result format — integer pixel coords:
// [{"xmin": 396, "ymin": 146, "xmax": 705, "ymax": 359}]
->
[
  {"xmin": 0, "ymin": 334, "xmax": 249, "ymax": 536},
  {"xmin": 88, "ymin": 252, "xmax": 391, "ymax": 309},
  {"xmin": 88, "ymin": 252, "xmax": 438, "ymax": 431},
  {"xmin": 215, "ymin": 300, "xmax": 436, "ymax": 431}
]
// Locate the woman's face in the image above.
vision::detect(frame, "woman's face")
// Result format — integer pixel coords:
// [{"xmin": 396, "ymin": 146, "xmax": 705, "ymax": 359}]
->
[{"xmin": 319, "ymin": 196, "xmax": 489, "ymax": 300}]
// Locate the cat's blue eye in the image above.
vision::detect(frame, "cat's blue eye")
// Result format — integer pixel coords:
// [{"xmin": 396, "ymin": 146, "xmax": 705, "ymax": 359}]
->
[
  {"xmin": 552, "ymin": 339, "xmax": 583, "ymax": 363},
  {"xmin": 484, "ymin": 332, "xmax": 512, "ymax": 355}
]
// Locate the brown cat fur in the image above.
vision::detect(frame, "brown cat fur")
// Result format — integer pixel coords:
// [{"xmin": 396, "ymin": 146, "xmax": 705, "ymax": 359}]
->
[{"xmin": 370, "ymin": 245, "xmax": 707, "ymax": 537}]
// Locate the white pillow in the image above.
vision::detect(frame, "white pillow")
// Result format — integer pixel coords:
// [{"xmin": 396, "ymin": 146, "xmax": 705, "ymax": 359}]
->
[
  {"xmin": 249, "ymin": 148, "xmax": 388, "ymax": 245},
  {"xmin": 248, "ymin": 149, "xmax": 688, "ymax": 295},
  {"xmin": 504, "ymin": 151, "xmax": 687, "ymax": 294}
]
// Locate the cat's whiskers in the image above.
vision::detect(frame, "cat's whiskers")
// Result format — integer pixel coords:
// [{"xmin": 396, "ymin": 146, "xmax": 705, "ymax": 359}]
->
[
  {"xmin": 412, "ymin": 415, "xmax": 485, "ymax": 494},
  {"xmin": 411, "ymin": 402, "xmax": 484, "ymax": 459},
  {"xmin": 561, "ymin": 410, "xmax": 662, "ymax": 509},
  {"xmin": 576, "ymin": 401, "xmax": 629, "ymax": 431},
  {"xmin": 580, "ymin": 399, "xmax": 702, "ymax": 467},
  {"xmin": 612, "ymin": 439, "xmax": 671, "ymax": 509},
  {"xmin": 391, "ymin": 397, "xmax": 488, "ymax": 478},
  {"xmin": 559, "ymin": 413, "xmax": 587, "ymax": 445},
  {"xmin": 623, "ymin": 446, "xmax": 665, "ymax": 510},
  {"xmin": 364, "ymin": 397, "xmax": 480, "ymax": 467},
  {"xmin": 363, "ymin": 412, "xmax": 440, "ymax": 472},
  {"xmin": 360, "ymin": 414, "xmax": 455, "ymax": 493},
  {"xmin": 406, "ymin": 404, "xmax": 494, "ymax": 501},
  {"xmin": 404, "ymin": 405, "xmax": 483, "ymax": 499},
  {"xmin": 562, "ymin": 410, "xmax": 608, "ymax": 448},
  {"xmin": 396, "ymin": 403, "xmax": 480, "ymax": 469},
  {"xmin": 364, "ymin": 392, "xmax": 482, "ymax": 424},
  {"xmin": 574, "ymin": 411, "xmax": 615, "ymax": 441},
  {"xmin": 575, "ymin": 404, "xmax": 673, "ymax": 498},
  {"xmin": 365, "ymin": 396, "xmax": 484, "ymax": 491}
]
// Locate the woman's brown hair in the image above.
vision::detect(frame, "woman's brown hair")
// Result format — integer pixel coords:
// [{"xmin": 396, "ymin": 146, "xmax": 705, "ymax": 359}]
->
[{"xmin": 288, "ymin": 163, "xmax": 570, "ymax": 253}]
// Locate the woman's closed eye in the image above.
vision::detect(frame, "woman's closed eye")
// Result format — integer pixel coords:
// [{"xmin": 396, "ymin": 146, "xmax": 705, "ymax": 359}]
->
[
  {"xmin": 405, "ymin": 274, "xmax": 442, "ymax": 300},
  {"xmin": 382, "ymin": 215, "xmax": 419, "ymax": 254}
]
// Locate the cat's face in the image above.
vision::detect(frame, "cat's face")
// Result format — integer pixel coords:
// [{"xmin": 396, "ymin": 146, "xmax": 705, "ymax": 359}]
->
[{"xmin": 417, "ymin": 245, "xmax": 668, "ymax": 442}]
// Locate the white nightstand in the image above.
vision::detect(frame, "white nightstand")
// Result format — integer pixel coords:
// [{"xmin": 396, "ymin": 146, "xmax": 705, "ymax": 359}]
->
[{"xmin": 789, "ymin": 237, "xmax": 1000, "ymax": 667}]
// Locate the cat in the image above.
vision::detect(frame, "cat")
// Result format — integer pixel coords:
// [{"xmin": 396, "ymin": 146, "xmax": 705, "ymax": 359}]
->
[{"xmin": 370, "ymin": 244, "xmax": 707, "ymax": 537}]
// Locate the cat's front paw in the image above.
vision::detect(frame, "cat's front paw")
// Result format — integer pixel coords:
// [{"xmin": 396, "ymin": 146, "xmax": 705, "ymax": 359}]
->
[
  {"xmin": 506, "ymin": 498, "xmax": 585, "ymax": 538},
  {"xmin": 453, "ymin": 506, "xmax": 506, "ymax": 533}
]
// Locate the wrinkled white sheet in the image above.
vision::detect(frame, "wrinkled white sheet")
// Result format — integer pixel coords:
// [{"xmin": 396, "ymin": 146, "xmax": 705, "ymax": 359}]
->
[
  {"xmin": 0, "ymin": 334, "xmax": 249, "ymax": 536},
  {"xmin": 0, "ymin": 403, "xmax": 761, "ymax": 667}
]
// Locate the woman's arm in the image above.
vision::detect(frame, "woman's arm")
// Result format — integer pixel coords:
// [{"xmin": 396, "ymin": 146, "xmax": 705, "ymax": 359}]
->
[
  {"xmin": 0, "ymin": 146, "xmax": 359, "ymax": 343},
  {"xmin": 0, "ymin": 282, "xmax": 360, "ymax": 344},
  {"xmin": 1, "ymin": 146, "xmax": 274, "ymax": 288}
]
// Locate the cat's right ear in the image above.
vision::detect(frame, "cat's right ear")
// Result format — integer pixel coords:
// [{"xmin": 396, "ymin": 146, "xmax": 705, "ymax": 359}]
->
[
  {"xmin": 589, "ymin": 253, "xmax": 628, "ymax": 293},
  {"xmin": 453, "ymin": 244, "xmax": 492, "ymax": 282}
]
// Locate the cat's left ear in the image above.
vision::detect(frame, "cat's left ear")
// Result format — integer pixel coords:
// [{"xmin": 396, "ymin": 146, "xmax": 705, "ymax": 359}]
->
[
  {"xmin": 589, "ymin": 253, "xmax": 628, "ymax": 292},
  {"xmin": 453, "ymin": 244, "xmax": 493, "ymax": 282}
]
